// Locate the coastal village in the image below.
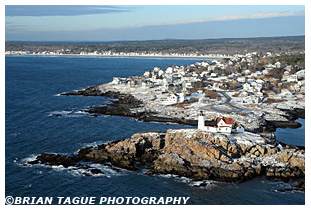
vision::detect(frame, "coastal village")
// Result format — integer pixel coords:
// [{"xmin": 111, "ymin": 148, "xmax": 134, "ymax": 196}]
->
[
  {"xmin": 16, "ymin": 49, "xmax": 305, "ymax": 191},
  {"xmin": 5, "ymin": 49, "xmax": 231, "ymax": 59},
  {"xmin": 95, "ymin": 51, "xmax": 305, "ymax": 133}
]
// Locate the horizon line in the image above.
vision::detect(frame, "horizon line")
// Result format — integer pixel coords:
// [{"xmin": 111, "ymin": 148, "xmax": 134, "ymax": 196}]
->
[{"xmin": 5, "ymin": 35, "xmax": 306, "ymax": 43}]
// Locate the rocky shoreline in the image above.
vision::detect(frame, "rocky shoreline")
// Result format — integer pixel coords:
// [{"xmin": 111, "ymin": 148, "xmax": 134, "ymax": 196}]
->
[
  {"xmin": 61, "ymin": 86, "xmax": 304, "ymax": 132},
  {"xmin": 28, "ymin": 129, "xmax": 305, "ymax": 191},
  {"xmin": 61, "ymin": 86, "xmax": 206, "ymax": 126},
  {"xmin": 54, "ymin": 86, "xmax": 305, "ymax": 190}
]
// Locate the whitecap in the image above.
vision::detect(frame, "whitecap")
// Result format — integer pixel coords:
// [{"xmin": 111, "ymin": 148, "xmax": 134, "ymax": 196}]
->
[
  {"xmin": 19, "ymin": 154, "xmax": 38, "ymax": 164},
  {"xmin": 89, "ymin": 163, "xmax": 125, "ymax": 176},
  {"xmin": 49, "ymin": 110, "xmax": 72, "ymax": 116}
]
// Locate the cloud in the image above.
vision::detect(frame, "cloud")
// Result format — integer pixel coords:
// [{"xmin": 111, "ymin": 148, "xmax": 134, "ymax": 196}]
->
[
  {"xmin": 136, "ymin": 10, "xmax": 305, "ymax": 27},
  {"xmin": 5, "ymin": 22, "xmax": 28, "ymax": 34},
  {"xmin": 6, "ymin": 16, "xmax": 305, "ymax": 42},
  {"xmin": 5, "ymin": 5, "xmax": 132, "ymax": 17}
]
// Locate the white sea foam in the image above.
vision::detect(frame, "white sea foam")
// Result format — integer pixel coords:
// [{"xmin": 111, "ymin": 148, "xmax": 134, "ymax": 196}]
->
[
  {"xmin": 51, "ymin": 165, "xmax": 66, "ymax": 171},
  {"xmin": 155, "ymin": 173, "xmax": 218, "ymax": 188},
  {"xmin": 90, "ymin": 163, "xmax": 125, "ymax": 176},
  {"xmin": 74, "ymin": 110, "xmax": 86, "ymax": 114},
  {"xmin": 48, "ymin": 109, "xmax": 89, "ymax": 118},
  {"xmin": 175, "ymin": 176, "xmax": 191, "ymax": 183},
  {"xmin": 49, "ymin": 110, "xmax": 72, "ymax": 116},
  {"xmin": 157, "ymin": 174, "xmax": 177, "ymax": 178},
  {"xmin": 188, "ymin": 180, "xmax": 217, "ymax": 189},
  {"xmin": 18, "ymin": 154, "xmax": 38, "ymax": 165},
  {"xmin": 18, "ymin": 154, "xmax": 124, "ymax": 178}
]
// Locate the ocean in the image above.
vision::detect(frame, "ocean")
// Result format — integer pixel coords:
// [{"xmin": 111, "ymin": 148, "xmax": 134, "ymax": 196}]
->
[{"xmin": 5, "ymin": 56, "xmax": 305, "ymax": 205}]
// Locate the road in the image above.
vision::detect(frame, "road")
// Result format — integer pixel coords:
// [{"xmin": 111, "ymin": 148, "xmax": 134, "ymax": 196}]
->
[{"xmin": 202, "ymin": 91, "xmax": 246, "ymax": 114}]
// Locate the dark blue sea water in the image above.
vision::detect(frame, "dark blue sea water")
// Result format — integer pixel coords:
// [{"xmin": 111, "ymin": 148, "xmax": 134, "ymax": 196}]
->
[
  {"xmin": 5, "ymin": 56, "xmax": 305, "ymax": 205},
  {"xmin": 274, "ymin": 118, "xmax": 305, "ymax": 147}
]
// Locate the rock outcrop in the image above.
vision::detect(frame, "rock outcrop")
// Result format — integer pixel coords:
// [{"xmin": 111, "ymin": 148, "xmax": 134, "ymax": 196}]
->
[
  {"xmin": 146, "ymin": 129, "xmax": 304, "ymax": 182},
  {"xmin": 28, "ymin": 129, "xmax": 305, "ymax": 185}
]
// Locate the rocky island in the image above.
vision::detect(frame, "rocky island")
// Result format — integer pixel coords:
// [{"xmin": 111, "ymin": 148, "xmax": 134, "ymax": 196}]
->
[{"xmin": 28, "ymin": 129, "xmax": 305, "ymax": 190}]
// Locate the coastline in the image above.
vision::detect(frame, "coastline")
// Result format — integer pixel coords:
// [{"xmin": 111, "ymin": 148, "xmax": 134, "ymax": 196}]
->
[
  {"xmin": 61, "ymin": 85, "xmax": 304, "ymax": 134},
  {"xmin": 5, "ymin": 54, "xmax": 228, "ymax": 60}
]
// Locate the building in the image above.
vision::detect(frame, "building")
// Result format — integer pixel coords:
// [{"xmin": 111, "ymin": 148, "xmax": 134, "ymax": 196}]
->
[
  {"xmin": 216, "ymin": 117, "xmax": 233, "ymax": 133},
  {"xmin": 242, "ymin": 95, "xmax": 260, "ymax": 104},
  {"xmin": 111, "ymin": 77, "xmax": 127, "ymax": 85},
  {"xmin": 236, "ymin": 124, "xmax": 245, "ymax": 133},
  {"xmin": 160, "ymin": 93, "xmax": 185, "ymax": 105},
  {"xmin": 198, "ymin": 112, "xmax": 232, "ymax": 133}
]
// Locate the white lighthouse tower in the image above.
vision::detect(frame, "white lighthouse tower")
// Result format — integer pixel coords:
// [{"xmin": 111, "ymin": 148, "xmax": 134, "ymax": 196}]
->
[{"xmin": 198, "ymin": 111, "xmax": 205, "ymax": 130}]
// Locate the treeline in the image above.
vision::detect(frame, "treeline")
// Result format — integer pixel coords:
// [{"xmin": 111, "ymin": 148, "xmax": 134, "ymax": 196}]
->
[{"xmin": 5, "ymin": 36, "xmax": 305, "ymax": 55}]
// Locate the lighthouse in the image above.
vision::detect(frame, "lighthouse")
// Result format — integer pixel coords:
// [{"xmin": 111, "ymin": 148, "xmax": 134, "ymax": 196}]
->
[{"xmin": 198, "ymin": 111, "xmax": 205, "ymax": 130}]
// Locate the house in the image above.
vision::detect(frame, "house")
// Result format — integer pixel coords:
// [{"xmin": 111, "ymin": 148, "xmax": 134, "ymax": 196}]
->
[
  {"xmin": 295, "ymin": 70, "xmax": 305, "ymax": 79},
  {"xmin": 243, "ymin": 83, "xmax": 251, "ymax": 91},
  {"xmin": 198, "ymin": 112, "xmax": 232, "ymax": 133},
  {"xmin": 283, "ymin": 92, "xmax": 293, "ymax": 99},
  {"xmin": 243, "ymin": 69, "xmax": 251, "ymax": 75},
  {"xmin": 127, "ymin": 77, "xmax": 142, "ymax": 87},
  {"xmin": 111, "ymin": 77, "xmax": 127, "ymax": 85},
  {"xmin": 275, "ymin": 62, "xmax": 282, "ymax": 68},
  {"xmin": 262, "ymin": 69, "xmax": 269, "ymax": 75},
  {"xmin": 268, "ymin": 93, "xmax": 282, "ymax": 100},
  {"xmin": 240, "ymin": 91, "xmax": 249, "ymax": 97},
  {"xmin": 176, "ymin": 92, "xmax": 185, "ymax": 103},
  {"xmin": 160, "ymin": 93, "xmax": 184, "ymax": 105},
  {"xmin": 237, "ymin": 77, "xmax": 246, "ymax": 83},
  {"xmin": 210, "ymin": 73, "xmax": 218, "ymax": 78},
  {"xmin": 236, "ymin": 124, "xmax": 245, "ymax": 133},
  {"xmin": 290, "ymin": 83, "xmax": 301, "ymax": 92},
  {"xmin": 255, "ymin": 92, "xmax": 264, "ymax": 97},
  {"xmin": 217, "ymin": 117, "xmax": 233, "ymax": 133},
  {"xmin": 213, "ymin": 83, "xmax": 221, "ymax": 90},
  {"xmin": 287, "ymin": 75, "xmax": 298, "ymax": 83},
  {"xmin": 166, "ymin": 67, "xmax": 174, "ymax": 74},
  {"xmin": 284, "ymin": 65, "xmax": 293, "ymax": 71},
  {"xmin": 281, "ymin": 89, "xmax": 291, "ymax": 94},
  {"xmin": 242, "ymin": 95, "xmax": 260, "ymax": 104},
  {"xmin": 183, "ymin": 82, "xmax": 192, "ymax": 90},
  {"xmin": 111, "ymin": 77, "xmax": 121, "ymax": 84},
  {"xmin": 144, "ymin": 70, "xmax": 152, "ymax": 77},
  {"xmin": 282, "ymin": 71, "xmax": 297, "ymax": 82},
  {"xmin": 164, "ymin": 93, "xmax": 178, "ymax": 104}
]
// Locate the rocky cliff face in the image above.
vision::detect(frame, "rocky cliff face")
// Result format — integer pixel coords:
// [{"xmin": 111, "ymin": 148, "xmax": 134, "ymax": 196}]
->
[
  {"xmin": 147, "ymin": 129, "xmax": 304, "ymax": 183},
  {"xmin": 28, "ymin": 129, "xmax": 304, "ymax": 188}
]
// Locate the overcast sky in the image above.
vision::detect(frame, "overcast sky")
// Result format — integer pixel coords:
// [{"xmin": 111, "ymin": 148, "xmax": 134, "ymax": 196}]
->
[{"xmin": 5, "ymin": 5, "xmax": 305, "ymax": 41}]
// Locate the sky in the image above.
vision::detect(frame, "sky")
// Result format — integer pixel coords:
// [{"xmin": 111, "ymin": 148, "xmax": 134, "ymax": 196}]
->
[{"xmin": 5, "ymin": 5, "xmax": 305, "ymax": 41}]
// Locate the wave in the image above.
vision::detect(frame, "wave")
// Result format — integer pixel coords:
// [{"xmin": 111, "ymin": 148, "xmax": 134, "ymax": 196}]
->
[
  {"xmin": 155, "ymin": 173, "xmax": 218, "ymax": 189},
  {"xmin": 48, "ymin": 109, "xmax": 89, "ymax": 118},
  {"xmin": 16, "ymin": 154, "xmax": 125, "ymax": 178}
]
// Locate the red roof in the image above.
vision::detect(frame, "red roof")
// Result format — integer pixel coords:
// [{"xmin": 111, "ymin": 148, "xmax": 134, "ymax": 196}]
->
[{"xmin": 217, "ymin": 117, "xmax": 233, "ymax": 125}]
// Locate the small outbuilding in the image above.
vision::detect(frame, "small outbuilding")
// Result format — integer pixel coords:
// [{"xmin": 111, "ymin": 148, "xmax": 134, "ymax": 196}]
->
[{"xmin": 236, "ymin": 124, "xmax": 245, "ymax": 133}]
